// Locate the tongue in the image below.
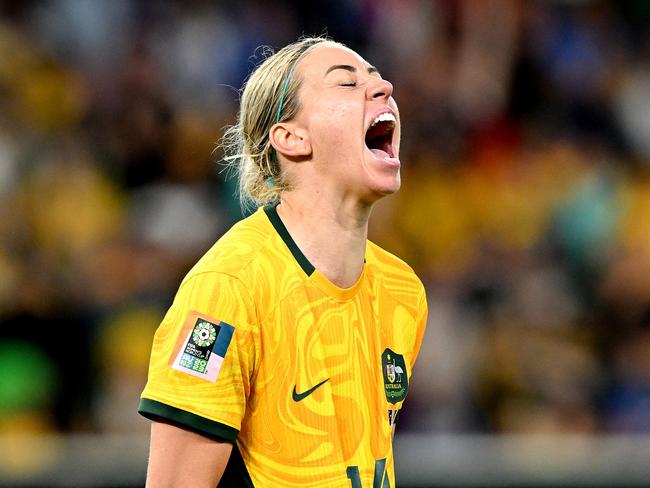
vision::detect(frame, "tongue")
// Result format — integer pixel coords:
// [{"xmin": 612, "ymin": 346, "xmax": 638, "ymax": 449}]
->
[{"xmin": 370, "ymin": 148, "xmax": 390, "ymax": 159}]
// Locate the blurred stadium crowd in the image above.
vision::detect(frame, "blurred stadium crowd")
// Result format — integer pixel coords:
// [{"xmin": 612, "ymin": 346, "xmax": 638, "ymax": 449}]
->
[{"xmin": 1, "ymin": 0, "xmax": 650, "ymax": 455}]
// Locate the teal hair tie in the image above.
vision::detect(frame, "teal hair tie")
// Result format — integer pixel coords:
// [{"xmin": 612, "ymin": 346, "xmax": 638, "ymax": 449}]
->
[{"xmin": 275, "ymin": 55, "xmax": 303, "ymax": 123}]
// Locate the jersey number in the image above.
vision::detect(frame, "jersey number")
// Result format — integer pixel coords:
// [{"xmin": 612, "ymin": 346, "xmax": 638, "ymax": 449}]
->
[{"xmin": 346, "ymin": 458, "xmax": 390, "ymax": 487}]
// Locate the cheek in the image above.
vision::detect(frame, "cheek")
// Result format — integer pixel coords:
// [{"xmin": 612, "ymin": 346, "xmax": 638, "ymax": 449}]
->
[{"xmin": 313, "ymin": 102, "xmax": 361, "ymax": 147}]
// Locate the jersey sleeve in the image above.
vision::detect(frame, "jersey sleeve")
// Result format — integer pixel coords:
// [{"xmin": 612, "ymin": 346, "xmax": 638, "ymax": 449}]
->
[
  {"xmin": 410, "ymin": 285, "xmax": 428, "ymax": 369},
  {"xmin": 138, "ymin": 271, "xmax": 259, "ymax": 444}
]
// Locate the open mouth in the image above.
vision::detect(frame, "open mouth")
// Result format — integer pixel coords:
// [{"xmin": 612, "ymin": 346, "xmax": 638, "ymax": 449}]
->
[{"xmin": 365, "ymin": 112, "xmax": 396, "ymax": 159}]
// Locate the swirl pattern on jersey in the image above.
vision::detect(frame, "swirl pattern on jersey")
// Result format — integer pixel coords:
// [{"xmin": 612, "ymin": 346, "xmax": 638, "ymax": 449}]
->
[{"xmin": 140, "ymin": 207, "xmax": 428, "ymax": 487}]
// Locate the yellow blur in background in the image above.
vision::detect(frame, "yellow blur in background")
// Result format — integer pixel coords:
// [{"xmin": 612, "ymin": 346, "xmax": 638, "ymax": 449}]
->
[{"xmin": 1, "ymin": 1, "xmax": 650, "ymax": 486}]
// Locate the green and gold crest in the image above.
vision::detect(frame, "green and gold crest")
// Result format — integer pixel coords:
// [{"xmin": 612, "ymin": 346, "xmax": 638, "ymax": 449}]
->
[{"xmin": 381, "ymin": 348, "xmax": 408, "ymax": 404}]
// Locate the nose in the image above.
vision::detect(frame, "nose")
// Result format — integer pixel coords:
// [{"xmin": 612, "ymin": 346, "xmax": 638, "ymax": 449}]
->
[{"xmin": 367, "ymin": 78, "xmax": 393, "ymax": 101}]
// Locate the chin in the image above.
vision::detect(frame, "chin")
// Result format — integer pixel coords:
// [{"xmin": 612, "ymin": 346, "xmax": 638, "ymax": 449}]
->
[
  {"xmin": 380, "ymin": 178, "xmax": 401, "ymax": 196},
  {"xmin": 364, "ymin": 173, "xmax": 401, "ymax": 203}
]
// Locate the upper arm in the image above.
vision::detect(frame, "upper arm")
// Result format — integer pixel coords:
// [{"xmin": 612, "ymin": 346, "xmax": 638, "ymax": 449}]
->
[
  {"xmin": 138, "ymin": 271, "xmax": 260, "ymax": 482},
  {"xmin": 146, "ymin": 421, "xmax": 233, "ymax": 488}
]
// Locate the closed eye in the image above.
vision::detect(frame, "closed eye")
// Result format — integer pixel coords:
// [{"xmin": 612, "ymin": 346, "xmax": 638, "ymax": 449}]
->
[{"xmin": 340, "ymin": 82, "xmax": 357, "ymax": 87}]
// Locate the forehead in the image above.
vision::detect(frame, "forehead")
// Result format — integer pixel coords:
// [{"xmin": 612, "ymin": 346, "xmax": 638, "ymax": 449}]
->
[{"xmin": 297, "ymin": 44, "xmax": 370, "ymax": 78}]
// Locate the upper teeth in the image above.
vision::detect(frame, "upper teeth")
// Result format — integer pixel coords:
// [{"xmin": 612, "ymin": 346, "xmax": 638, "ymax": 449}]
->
[{"xmin": 371, "ymin": 112, "xmax": 396, "ymax": 127}]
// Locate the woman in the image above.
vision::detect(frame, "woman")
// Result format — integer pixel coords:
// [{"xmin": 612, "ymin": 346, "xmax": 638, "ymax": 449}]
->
[{"xmin": 139, "ymin": 36, "xmax": 428, "ymax": 487}]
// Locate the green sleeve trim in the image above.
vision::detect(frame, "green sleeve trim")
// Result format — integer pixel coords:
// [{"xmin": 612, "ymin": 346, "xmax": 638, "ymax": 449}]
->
[
  {"xmin": 264, "ymin": 204, "xmax": 315, "ymax": 276},
  {"xmin": 138, "ymin": 398, "xmax": 238, "ymax": 444}
]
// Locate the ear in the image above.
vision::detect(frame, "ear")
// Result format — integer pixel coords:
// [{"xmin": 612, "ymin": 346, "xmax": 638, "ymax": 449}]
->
[{"xmin": 269, "ymin": 123, "xmax": 311, "ymax": 159}]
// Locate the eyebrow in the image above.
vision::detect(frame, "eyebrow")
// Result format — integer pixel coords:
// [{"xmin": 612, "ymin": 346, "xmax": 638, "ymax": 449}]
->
[{"xmin": 325, "ymin": 64, "xmax": 379, "ymax": 76}]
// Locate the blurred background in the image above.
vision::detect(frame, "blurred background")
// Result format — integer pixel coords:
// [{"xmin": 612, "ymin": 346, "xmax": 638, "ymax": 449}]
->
[{"xmin": 1, "ymin": 0, "xmax": 650, "ymax": 486}]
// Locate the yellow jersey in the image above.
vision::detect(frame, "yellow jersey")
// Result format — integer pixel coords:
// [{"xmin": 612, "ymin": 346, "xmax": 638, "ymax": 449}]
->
[{"xmin": 139, "ymin": 204, "xmax": 428, "ymax": 487}]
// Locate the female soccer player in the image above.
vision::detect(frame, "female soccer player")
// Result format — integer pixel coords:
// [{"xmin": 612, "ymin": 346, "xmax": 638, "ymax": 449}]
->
[{"xmin": 139, "ymin": 36, "xmax": 428, "ymax": 487}]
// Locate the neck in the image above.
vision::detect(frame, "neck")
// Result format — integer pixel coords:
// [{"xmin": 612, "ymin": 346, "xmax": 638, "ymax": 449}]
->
[{"xmin": 276, "ymin": 193, "xmax": 372, "ymax": 288}]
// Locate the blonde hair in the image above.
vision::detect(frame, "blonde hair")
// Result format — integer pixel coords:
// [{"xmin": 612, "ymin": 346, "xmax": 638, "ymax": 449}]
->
[{"xmin": 221, "ymin": 36, "xmax": 339, "ymax": 210}]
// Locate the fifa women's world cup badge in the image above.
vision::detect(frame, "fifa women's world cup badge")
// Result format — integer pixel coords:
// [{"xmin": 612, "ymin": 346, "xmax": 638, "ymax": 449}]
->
[
  {"xmin": 179, "ymin": 320, "xmax": 218, "ymax": 374},
  {"xmin": 193, "ymin": 321, "xmax": 217, "ymax": 348},
  {"xmin": 381, "ymin": 348, "xmax": 408, "ymax": 404},
  {"xmin": 169, "ymin": 313, "xmax": 235, "ymax": 383}
]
